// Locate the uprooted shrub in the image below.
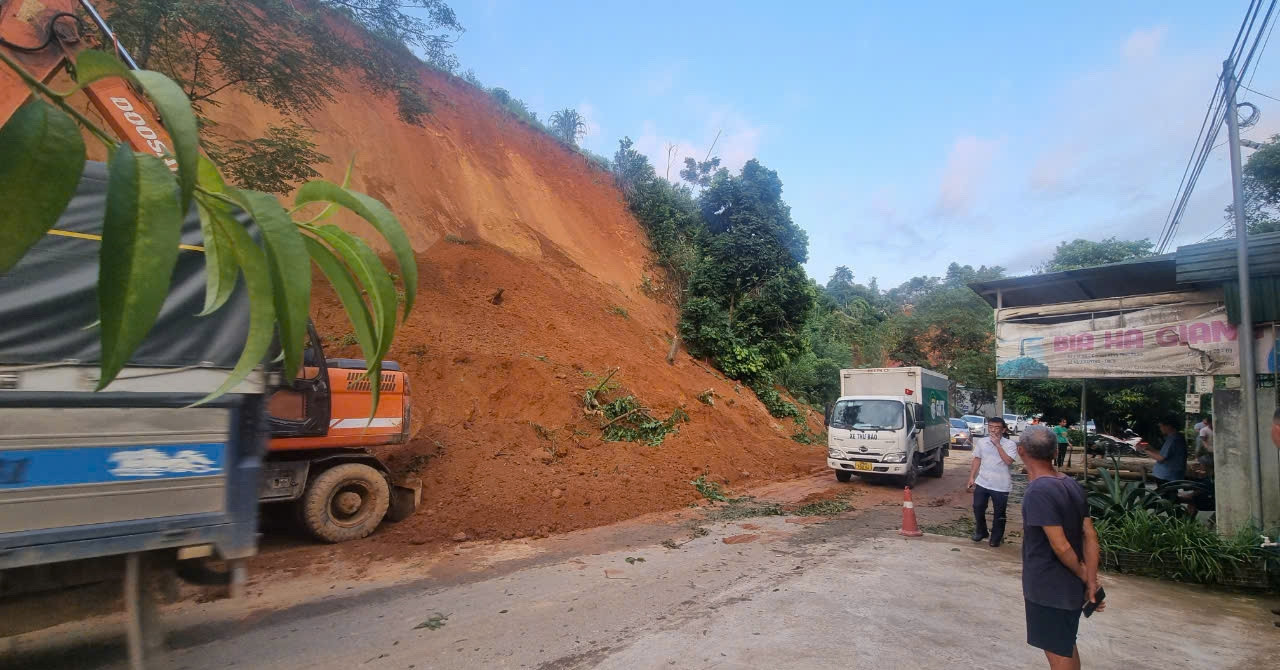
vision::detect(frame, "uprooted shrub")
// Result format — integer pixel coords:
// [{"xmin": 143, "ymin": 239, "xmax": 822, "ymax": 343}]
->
[{"xmin": 583, "ymin": 369, "xmax": 689, "ymax": 445}]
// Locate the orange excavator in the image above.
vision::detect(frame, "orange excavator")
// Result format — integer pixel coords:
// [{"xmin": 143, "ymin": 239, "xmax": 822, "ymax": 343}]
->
[{"xmin": 0, "ymin": 0, "xmax": 419, "ymax": 543}]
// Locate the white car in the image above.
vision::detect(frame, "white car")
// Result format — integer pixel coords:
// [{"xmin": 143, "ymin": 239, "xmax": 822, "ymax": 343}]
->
[
  {"xmin": 1003, "ymin": 414, "xmax": 1026, "ymax": 434},
  {"xmin": 961, "ymin": 414, "xmax": 986, "ymax": 437}
]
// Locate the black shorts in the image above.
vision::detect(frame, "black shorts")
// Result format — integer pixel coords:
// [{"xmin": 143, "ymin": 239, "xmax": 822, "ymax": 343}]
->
[{"xmin": 1025, "ymin": 599, "xmax": 1081, "ymax": 658}]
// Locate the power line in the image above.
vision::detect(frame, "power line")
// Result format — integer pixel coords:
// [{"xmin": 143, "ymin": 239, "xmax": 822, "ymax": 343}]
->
[
  {"xmin": 1242, "ymin": 83, "xmax": 1280, "ymax": 102},
  {"xmin": 1156, "ymin": 0, "xmax": 1277, "ymax": 253}
]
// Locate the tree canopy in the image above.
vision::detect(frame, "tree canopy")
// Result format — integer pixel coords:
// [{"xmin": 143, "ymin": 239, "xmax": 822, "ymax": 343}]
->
[
  {"xmin": 106, "ymin": 0, "xmax": 463, "ymax": 192},
  {"xmin": 549, "ymin": 108, "xmax": 586, "ymax": 147},
  {"xmin": 1040, "ymin": 237, "xmax": 1154, "ymax": 272}
]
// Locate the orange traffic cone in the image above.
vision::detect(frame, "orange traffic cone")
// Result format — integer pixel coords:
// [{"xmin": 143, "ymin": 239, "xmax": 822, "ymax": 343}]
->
[{"xmin": 899, "ymin": 486, "xmax": 923, "ymax": 537}]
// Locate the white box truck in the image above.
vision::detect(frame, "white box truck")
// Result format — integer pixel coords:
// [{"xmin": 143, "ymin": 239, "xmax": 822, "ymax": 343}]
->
[{"xmin": 826, "ymin": 367, "xmax": 950, "ymax": 487}]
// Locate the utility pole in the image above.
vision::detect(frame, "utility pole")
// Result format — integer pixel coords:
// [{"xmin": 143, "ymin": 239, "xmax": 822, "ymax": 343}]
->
[
  {"xmin": 995, "ymin": 289, "xmax": 1003, "ymax": 417},
  {"xmin": 1223, "ymin": 58, "xmax": 1265, "ymax": 527}
]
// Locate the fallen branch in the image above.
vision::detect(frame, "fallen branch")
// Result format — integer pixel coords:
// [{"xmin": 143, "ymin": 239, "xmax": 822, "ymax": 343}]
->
[{"xmin": 600, "ymin": 406, "xmax": 651, "ymax": 430}]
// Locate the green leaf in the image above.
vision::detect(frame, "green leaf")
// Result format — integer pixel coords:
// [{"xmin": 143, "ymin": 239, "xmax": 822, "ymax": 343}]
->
[
  {"xmin": 298, "ymin": 156, "xmax": 356, "ymax": 224},
  {"xmin": 293, "ymin": 181, "xmax": 417, "ymax": 319},
  {"xmin": 194, "ymin": 197, "xmax": 240, "ymax": 316},
  {"xmin": 132, "ymin": 70, "xmax": 199, "ymax": 214},
  {"xmin": 194, "ymin": 211, "xmax": 276, "ymax": 406},
  {"xmin": 309, "ymin": 224, "xmax": 397, "ymax": 364},
  {"xmin": 303, "ymin": 235, "xmax": 383, "ymax": 414},
  {"xmin": 73, "ymin": 50, "xmax": 134, "ymax": 89},
  {"xmin": 197, "ymin": 154, "xmax": 229, "ymax": 194},
  {"xmin": 231, "ymin": 190, "xmax": 311, "ymax": 383},
  {"xmin": 0, "ymin": 100, "xmax": 85, "ymax": 272},
  {"xmin": 98, "ymin": 146, "xmax": 184, "ymax": 388}
]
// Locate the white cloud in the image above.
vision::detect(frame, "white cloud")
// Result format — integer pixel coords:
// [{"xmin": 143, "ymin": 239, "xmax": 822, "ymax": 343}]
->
[
  {"xmin": 936, "ymin": 135, "xmax": 1002, "ymax": 216},
  {"xmin": 1123, "ymin": 25, "xmax": 1168, "ymax": 62}
]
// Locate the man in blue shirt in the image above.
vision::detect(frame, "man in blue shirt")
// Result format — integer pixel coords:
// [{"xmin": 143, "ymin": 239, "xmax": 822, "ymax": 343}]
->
[
  {"xmin": 1139, "ymin": 417, "xmax": 1187, "ymax": 485},
  {"xmin": 1018, "ymin": 425, "xmax": 1103, "ymax": 667}
]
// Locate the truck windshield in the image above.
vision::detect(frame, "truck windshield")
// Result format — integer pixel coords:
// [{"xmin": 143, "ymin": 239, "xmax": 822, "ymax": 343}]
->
[{"xmin": 830, "ymin": 399, "xmax": 904, "ymax": 430}]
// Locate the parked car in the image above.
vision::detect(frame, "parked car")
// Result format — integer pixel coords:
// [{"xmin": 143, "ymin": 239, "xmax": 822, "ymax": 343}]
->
[
  {"xmin": 1003, "ymin": 413, "xmax": 1026, "ymax": 434},
  {"xmin": 949, "ymin": 417, "xmax": 972, "ymax": 449},
  {"xmin": 961, "ymin": 414, "xmax": 986, "ymax": 437},
  {"xmin": 1070, "ymin": 420, "xmax": 1097, "ymax": 433}
]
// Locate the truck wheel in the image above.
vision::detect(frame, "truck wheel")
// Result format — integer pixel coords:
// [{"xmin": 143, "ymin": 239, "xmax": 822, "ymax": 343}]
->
[
  {"xmin": 900, "ymin": 463, "xmax": 919, "ymax": 489},
  {"xmin": 835, "ymin": 469, "xmax": 853, "ymax": 483},
  {"xmin": 300, "ymin": 463, "xmax": 390, "ymax": 543},
  {"xmin": 925, "ymin": 453, "xmax": 945, "ymax": 478}
]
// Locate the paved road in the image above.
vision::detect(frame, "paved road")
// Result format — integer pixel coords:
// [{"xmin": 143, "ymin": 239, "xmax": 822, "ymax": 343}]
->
[{"xmin": 4, "ymin": 456, "xmax": 1278, "ymax": 669}]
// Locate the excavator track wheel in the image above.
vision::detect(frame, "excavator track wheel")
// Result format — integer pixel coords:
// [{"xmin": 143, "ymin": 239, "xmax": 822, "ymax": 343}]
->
[{"xmin": 300, "ymin": 463, "xmax": 390, "ymax": 543}]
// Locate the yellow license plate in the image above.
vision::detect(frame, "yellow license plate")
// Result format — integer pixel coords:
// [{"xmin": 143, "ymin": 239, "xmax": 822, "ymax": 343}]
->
[{"xmin": 854, "ymin": 461, "xmax": 873, "ymax": 471}]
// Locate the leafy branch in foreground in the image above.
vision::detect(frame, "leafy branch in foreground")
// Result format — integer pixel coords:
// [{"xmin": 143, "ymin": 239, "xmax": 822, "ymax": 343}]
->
[{"xmin": 0, "ymin": 49, "xmax": 416, "ymax": 409}]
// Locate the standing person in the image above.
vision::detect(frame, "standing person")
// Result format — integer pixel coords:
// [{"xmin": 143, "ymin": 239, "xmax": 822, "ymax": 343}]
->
[
  {"xmin": 966, "ymin": 416, "xmax": 1018, "ymax": 547},
  {"xmin": 1018, "ymin": 425, "xmax": 1103, "ymax": 669},
  {"xmin": 1196, "ymin": 416, "xmax": 1214, "ymax": 468},
  {"xmin": 1138, "ymin": 417, "xmax": 1187, "ymax": 485},
  {"xmin": 1052, "ymin": 418, "xmax": 1072, "ymax": 468}
]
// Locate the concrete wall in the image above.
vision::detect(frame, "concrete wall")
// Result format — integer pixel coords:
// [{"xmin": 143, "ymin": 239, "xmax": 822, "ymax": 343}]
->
[{"xmin": 1213, "ymin": 388, "xmax": 1280, "ymax": 533}]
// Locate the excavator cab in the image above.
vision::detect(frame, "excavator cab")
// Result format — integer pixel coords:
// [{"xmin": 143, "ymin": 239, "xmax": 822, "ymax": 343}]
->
[
  {"xmin": 260, "ymin": 326, "xmax": 419, "ymax": 543},
  {"xmin": 266, "ymin": 324, "xmax": 332, "ymax": 438}
]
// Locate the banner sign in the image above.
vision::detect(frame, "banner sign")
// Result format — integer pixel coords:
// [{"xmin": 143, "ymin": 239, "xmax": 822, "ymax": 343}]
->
[{"xmin": 997, "ymin": 299, "xmax": 1276, "ymax": 379}]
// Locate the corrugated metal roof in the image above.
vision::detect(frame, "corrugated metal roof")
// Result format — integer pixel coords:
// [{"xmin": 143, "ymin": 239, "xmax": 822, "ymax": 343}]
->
[
  {"xmin": 1174, "ymin": 231, "xmax": 1280, "ymax": 283},
  {"xmin": 968, "ymin": 254, "xmax": 1179, "ymax": 309},
  {"xmin": 1222, "ymin": 277, "xmax": 1280, "ymax": 323}
]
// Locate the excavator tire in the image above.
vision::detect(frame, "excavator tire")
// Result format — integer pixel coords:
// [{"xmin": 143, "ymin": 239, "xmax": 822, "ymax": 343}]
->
[{"xmin": 300, "ymin": 463, "xmax": 390, "ymax": 543}]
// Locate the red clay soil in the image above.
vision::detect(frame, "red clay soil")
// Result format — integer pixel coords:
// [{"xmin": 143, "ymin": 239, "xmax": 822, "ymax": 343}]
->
[{"xmin": 198, "ymin": 46, "xmax": 825, "ymax": 546}]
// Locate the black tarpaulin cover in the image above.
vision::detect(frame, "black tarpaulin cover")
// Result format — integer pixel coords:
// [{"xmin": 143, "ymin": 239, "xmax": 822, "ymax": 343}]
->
[{"xmin": 0, "ymin": 162, "xmax": 254, "ymax": 368}]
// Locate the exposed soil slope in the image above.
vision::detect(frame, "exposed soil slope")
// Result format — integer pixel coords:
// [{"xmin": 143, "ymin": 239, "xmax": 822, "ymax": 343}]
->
[{"xmin": 206, "ymin": 62, "xmax": 825, "ymax": 544}]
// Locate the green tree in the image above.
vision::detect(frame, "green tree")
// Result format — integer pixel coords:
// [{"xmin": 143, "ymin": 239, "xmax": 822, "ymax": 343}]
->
[
  {"xmin": 1040, "ymin": 237, "xmax": 1154, "ymax": 272},
  {"xmin": 612, "ymin": 136, "xmax": 656, "ymax": 195},
  {"xmin": 207, "ymin": 121, "xmax": 329, "ymax": 196},
  {"xmin": 680, "ymin": 160, "xmax": 814, "ymax": 380},
  {"xmin": 106, "ymin": 0, "xmax": 462, "ymax": 192},
  {"xmin": 548, "ymin": 108, "xmax": 586, "ymax": 147},
  {"xmin": 1222, "ymin": 172, "xmax": 1280, "ymax": 237},
  {"xmin": 679, "ymin": 155, "xmax": 721, "ymax": 189}
]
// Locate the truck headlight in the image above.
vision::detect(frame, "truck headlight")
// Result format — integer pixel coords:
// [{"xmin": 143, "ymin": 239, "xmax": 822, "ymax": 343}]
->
[
  {"xmin": 828, "ymin": 449, "xmax": 842, "ymax": 459},
  {"xmin": 881, "ymin": 452, "xmax": 908, "ymax": 463}
]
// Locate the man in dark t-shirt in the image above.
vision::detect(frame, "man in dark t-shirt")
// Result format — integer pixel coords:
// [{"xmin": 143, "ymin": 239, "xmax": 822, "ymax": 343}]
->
[{"xmin": 1017, "ymin": 425, "xmax": 1103, "ymax": 669}]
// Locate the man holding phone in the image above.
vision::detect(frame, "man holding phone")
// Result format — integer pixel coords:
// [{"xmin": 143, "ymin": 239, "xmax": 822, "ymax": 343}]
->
[
  {"xmin": 966, "ymin": 416, "xmax": 1017, "ymax": 547},
  {"xmin": 1018, "ymin": 425, "xmax": 1103, "ymax": 670}
]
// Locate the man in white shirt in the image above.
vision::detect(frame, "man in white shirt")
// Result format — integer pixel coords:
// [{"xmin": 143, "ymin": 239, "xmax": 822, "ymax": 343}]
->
[
  {"xmin": 1196, "ymin": 416, "xmax": 1214, "ymax": 468},
  {"xmin": 967, "ymin": 416, "xmax": 1018, "ymax": 547}
]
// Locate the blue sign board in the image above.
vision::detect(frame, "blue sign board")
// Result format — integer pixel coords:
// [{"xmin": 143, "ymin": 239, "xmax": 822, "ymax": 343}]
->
[{"xmin": 0, "ymin": 443, "xmax": 225, "ymax": 489}]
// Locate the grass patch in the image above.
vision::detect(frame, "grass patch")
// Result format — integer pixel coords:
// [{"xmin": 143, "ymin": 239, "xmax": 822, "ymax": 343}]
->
[
  {"xmin": 690, "ymin": 474, "xmax": 729, "ymax": 502},
  {"xmin": 794, "ymin": 497, "xmax": 851, "ymax": 517},
  {"xmin": 609, "ymin": 306, "xmax": 629, "ymax": 318},
  {"xmin": 660, "ymin": 538, "xmax": 680, "ymax": 549},
  {"xmin": 920, "ymin": 515, "xmax": 976, "ymax": 538},
  {"xmin": 624, "ymin": 556, "xmax": 645, "ymax": 565},
  {"xmin": 444, "ymin": 233, "xmax": 469, "ymax": 245},
  {"xmin": 332, "ymin": 332, "xmax": 358, "ymax": 347},
  {"xmin": 697, "ymin": 389, "xmax": 715, "ymax": 406},
  {"xmin": 791, "ymin": 425, "xmax": 822, "ymax": 444},
  {"xmin": 705, "ymin": 497, "xmax": 785, "ymax": 521},
  {"xmin": 414, "ymin": 613, "xmax": 449, "ymax": 630}
]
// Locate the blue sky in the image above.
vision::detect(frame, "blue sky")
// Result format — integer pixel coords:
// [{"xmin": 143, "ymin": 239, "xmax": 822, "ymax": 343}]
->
[{"xmin": 435, "ymin": 1, "xmax": 1280, "ymax": 287}]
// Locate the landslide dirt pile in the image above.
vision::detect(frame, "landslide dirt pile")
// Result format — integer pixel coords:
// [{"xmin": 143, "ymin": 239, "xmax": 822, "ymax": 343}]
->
[{"xmin": 206, "ymin": 63, "xmax": 825, "ymax": 544}]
